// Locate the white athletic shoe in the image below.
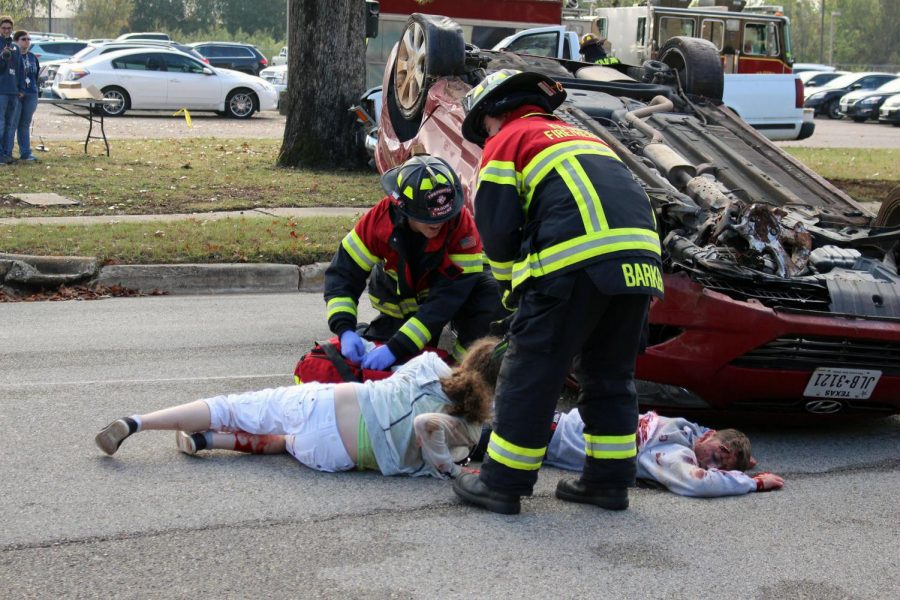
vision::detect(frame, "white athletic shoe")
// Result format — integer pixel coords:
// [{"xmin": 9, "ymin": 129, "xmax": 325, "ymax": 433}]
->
[
  {"xmin": 176, "ymin": 431, "xmax": 198, "ymax": 455},
  {"xmin": 95, "ymin": 419, "xmax": 132, "ymax": 455}
]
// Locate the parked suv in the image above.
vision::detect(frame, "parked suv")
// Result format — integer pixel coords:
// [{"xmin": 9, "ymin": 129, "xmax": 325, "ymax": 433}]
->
[
  {"xmin": 188, "ymin": 42, "xmax": 268, "ymax": 76},
  {"xmin": 29, "ymin": 39, "xmax": 89, "ymax": 61}
]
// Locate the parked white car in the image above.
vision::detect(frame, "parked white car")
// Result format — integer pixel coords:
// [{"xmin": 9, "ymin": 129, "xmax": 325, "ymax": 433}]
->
[
  {"xmin": 272, "ymin": 46, "xmax": 287, "ymax": 66},
  {"xmin": 53, "ymin": 47, "xmax": 278, "ymax": 118},
  {"xmin": 259, "ymin": 63, "xmax": 287, "ymax": 94}
]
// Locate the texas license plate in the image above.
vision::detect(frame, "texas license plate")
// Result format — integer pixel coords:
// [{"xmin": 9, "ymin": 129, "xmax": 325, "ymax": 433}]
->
[{"xmin": 803, "ymin": 368, "xmax": 882, "ymax": 400}]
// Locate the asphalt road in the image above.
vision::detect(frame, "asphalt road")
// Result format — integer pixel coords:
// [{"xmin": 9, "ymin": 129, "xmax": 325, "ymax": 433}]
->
[
  {"xmin": 32, "ymin": 104, "xmax": 900, "ymax": 148},
  {"xmin": 2, "ymin": 293, "xmax": 898, "ymax": 599}
]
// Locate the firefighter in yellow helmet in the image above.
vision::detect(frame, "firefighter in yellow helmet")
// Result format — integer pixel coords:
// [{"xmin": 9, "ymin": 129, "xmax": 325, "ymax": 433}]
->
[
  {"xmin": 580, "ymin": 32, "xmax": 620, "ymax": 66},
  {"xmin": 452, "ymin": 69, "xmax": 663, "ymax": 515},
  {"xmin": 324, "ymin": 155, "xmax": 505, "ymax": 370}
]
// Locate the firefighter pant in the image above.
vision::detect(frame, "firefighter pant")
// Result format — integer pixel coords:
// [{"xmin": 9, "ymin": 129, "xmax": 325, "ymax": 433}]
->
[
  {"xmin": 362, "ymin": 272, "xmax": 506, "ymax": 359},
  {"xmin": 480, "ymin": 269, "xmax": 651, "ymax": 496}
]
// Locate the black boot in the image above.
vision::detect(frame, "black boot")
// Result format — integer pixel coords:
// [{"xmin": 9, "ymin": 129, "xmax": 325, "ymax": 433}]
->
[
  {"xmin": 453, "ymin": 473, "xmax": 521, "ymax": 515},
  {"xmin": 555, "ymin": 478, "xmax": 629, "ymax": 510}
]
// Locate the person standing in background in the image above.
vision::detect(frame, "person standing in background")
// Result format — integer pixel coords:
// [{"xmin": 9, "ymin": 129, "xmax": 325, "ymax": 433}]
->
[
  {"xmin": 0, "ymin": 16, "xmax": 24, "ymax": 164},
  {"xmin": 12, "ymin": 30, "xmax": 39, "ymax": 162}
]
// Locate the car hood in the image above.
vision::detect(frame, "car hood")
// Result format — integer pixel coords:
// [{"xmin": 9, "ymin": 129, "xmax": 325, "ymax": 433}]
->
[
  {"xmin": 214, "ymin": 67, "xmax": 265, "ymax": 84},
  {"xmin": 260, "ymin": 65, "xmax": 286, "ymax": 76},
  {"xmin": 841, "ymin": 90, "xmax": 870, "ymax": 102}
]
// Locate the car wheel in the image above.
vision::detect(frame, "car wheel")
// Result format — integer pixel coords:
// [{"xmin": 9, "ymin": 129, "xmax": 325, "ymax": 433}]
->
[
  {"xmin": 224, "ymin": 89, "xmax": 257, "ymax": 119},
  {"xmin": 658, "ymin": 36, "xmax": 724, "ymax": 102},
  {"xmin": 826, "ymin": 99, "xmax": 843, "ymax": 120},
  {"xmin": 391, "ymin": 14, "xmax": 466, "ymax": 122},
  {"xmin": 874, "ymin": 185, "xmax": 900, "ymax": 228},
  {"xmin": 851, "ymin": 116, "xmax": 867, "ymax": 123},
  {"xmin": 100, "ymin": 86, "xmax": 129, "ymax": 117}
]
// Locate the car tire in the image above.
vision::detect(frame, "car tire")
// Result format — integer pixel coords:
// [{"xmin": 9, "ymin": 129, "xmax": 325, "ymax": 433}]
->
[
  {"xmin": 658, "ymin": 36, "xmax": 724, "ymax": 102},
  {"xmin": 392, "ymin": 13, "xmax": 466, "ymax": 122},
  {"xmin": 826, "ymin": 99, "xmax": 843, "ymax": 120},
  {"xmin": 874, "ymin": 185, "xmax": 900, "ymax": 228},
  {"xmin": 851, "ymin": 116, "xmax": 867, "ymax": 123},
  {"xmin": 224, "ymin": 89, "xmax": 257, "ymax": 119},
  {"xmin": 99, "ymin": 86, "xmax": 129, "ymax": 117}
]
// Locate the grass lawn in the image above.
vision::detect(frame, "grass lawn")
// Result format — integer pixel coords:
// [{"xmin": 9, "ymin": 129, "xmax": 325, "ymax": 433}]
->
[
  {"xmin": 0, "ymin": 139, "xmax": 381, "ymax": 218},
  {"xmin": 1, "ymin": 216, "xmax": 357, "ymax": 266},
  {"xmin": 1, "ymin": 141, "xmax": 896, "ymax": 265}
]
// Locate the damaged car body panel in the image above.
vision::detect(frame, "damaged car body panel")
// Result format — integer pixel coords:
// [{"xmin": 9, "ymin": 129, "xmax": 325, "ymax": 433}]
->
[{"xmin": 373, "ymin": 15, "xmax": 900, "ymax": 416}]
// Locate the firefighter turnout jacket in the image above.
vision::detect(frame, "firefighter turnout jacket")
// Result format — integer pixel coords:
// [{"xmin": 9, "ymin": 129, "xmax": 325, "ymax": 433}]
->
[
  {"xmin": 474, "ymin": 105, "xmax": 663, "ymax": 302},
  {"xmin": 324, "ymin": 197, "xmax": 486, "ymax": 360}
]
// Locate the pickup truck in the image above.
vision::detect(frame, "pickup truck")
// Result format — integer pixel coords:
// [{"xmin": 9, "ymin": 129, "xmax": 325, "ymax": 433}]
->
[{"xmin": 492, "ymin": 26, "xmax": 814, "ymax": 141}]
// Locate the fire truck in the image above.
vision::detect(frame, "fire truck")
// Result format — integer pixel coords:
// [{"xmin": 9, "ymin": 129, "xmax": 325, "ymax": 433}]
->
[{"xmin": 563, "ymin": 0, "xmax": 793, "ymax": 74}]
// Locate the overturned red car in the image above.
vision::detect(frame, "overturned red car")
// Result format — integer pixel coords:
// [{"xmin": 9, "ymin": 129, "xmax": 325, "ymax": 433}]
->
[{"xmin": 364, "ymin": 13, "xmax": 900, "ymax": 417}]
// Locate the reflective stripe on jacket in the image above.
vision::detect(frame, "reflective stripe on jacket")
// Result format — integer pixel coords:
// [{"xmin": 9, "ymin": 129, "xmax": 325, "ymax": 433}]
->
[
  {"xmin": 324, "ymin": 197, "xmax": 485, "ymax": 358},
  {"xmin": 474, "ymin": 105, "xmax": 662, "ymax": 296}
]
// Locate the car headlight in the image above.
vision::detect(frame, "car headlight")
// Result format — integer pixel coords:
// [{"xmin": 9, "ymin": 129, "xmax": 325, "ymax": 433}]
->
[
  {"xmin": 806, "ymin": 91, "xmax": 826, "ymax": 101},
  {"xmin": 859, "ymin": 96, "xmax": 882, "ymax": 105}
]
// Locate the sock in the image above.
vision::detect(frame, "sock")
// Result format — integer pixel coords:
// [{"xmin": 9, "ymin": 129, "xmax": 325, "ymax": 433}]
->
[
  {"xmin": 190, "ymin": 432, "xmax": 211, "ymax": 451},
  {"xmin": 124, "ymin": 416, "xmax": 140, "ymax": 433}
]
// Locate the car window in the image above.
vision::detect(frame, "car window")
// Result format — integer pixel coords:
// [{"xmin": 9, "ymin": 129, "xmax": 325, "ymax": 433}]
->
[
  {"xmin": 701, "ymin": 19, "xmax": 725, "ymax": 50},
  {"xmin": 859, "ymin": 76, "xmax": 886, "ymax": 89},
  {"xmin": 163, "ymin": 54, "xmax": 206, "ymax": 74},
  {"xmin": 743, "ymin": 22, "xmax": 778, "ymax": 56},
  {"xmin": 658, "ymin": 17, "xmax": 694, "ymax": 47},
  {"xmin": 225, "ymin": 46, "xmax": 255, "ymax": 58},
  {"xmin": 502, "ymin": 31, "xmax": 559, "ymax": 57},
  {"xmin": 112, "ymin": 53, "xmax": 152, "ymax": 70},
  {"xmin": 198, "ymin": 45, "xmax": 223, "ymax": 58}
]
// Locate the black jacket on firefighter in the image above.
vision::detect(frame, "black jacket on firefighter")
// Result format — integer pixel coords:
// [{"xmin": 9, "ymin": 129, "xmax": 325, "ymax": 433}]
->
[
  {"xmin": 324, "ymin": 196, "xmax": 500, "ymax": 362},
  {"xmin": 469, "ymin": 97, "xmax": 664, "ymax": 498}
]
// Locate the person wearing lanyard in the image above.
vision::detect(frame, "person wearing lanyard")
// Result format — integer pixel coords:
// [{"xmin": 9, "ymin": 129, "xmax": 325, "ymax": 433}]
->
[
  {"xmin": 12, "ymin": 30, "xmax": 39, "ymax": 162},
  {"xmin": 0, "ymin": 16, "xmax": 24, "ymax": 165}
]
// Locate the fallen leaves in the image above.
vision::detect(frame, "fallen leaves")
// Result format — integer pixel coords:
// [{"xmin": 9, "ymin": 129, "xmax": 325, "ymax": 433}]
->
[{"xmin": 0, "ymin": 284, "xmax": 167, "ymax": 303}]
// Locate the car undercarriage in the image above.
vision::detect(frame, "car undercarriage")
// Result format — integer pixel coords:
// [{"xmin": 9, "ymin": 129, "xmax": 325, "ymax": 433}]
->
[{"xmin": 366, "ymin": 14, "xmax": 900, "ymax": 416}]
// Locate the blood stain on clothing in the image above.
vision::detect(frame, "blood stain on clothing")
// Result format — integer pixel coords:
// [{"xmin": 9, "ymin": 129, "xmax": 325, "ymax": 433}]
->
[{"xmin": 233, "ymin": 432, "xmax": 281, "ymax": 454}]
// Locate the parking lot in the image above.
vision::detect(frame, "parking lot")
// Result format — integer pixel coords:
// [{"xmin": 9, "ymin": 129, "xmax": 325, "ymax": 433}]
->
[{"xmin": 31, "ymin": 103, "xmax": 900, "ymax": 148}]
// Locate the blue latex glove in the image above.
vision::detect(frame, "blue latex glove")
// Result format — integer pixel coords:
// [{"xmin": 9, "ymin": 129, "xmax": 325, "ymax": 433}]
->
[
  {"xmin": 339, "ymin": 330, "xmax": 366, "ymax": 364},
  {"xmin": 361, "ymin": 345, "xmax": 396, "ymax": 371}
]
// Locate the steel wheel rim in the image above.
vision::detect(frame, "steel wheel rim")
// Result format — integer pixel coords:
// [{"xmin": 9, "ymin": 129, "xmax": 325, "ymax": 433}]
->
[
  {"xmin": 104, "ymin": 90, "xmax": 125, "ymax": 114},
  {"xmin": 395, "ymin": 21, "xmax": 426, "ymax": 111},
  {"xmin": 230, "ymin": 92, "xmax": 254, "ymax": 117}
]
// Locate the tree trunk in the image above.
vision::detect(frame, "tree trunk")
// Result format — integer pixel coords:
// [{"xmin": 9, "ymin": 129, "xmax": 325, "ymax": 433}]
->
[{"xmin": 278, "ymin": 0, "xmax": 367, "ymax": 170}]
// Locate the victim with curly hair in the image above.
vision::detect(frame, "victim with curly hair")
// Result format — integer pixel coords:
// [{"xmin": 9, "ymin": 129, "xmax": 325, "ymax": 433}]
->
[{"xmin": 95, "ymin": 337, "xmax": 502, "ymax": 479}]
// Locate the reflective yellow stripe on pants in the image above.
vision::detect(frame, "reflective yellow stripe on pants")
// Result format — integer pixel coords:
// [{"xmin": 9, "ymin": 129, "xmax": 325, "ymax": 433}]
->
[
  {"xmin": 487, "ymin": 432, "xmax": 545, "ymax": 471},
  {"xmin": 583, "ymin": 433, "xmax": 637, "ymax": 459}
]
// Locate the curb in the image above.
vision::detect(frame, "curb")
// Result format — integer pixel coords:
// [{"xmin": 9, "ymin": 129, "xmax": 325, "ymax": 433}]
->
[{"xmin": 0, "ymin": 253, "xmax": 330, "ymax": 295}]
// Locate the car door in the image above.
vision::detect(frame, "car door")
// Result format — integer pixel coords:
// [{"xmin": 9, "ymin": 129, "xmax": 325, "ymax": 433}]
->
[
  {"xmin": 162, "ymin": 53, "xmax": 220, "ymax": 109},
  {"xmin": 109, "ymin": 52, "xmax": 169, "ymax": 107}
]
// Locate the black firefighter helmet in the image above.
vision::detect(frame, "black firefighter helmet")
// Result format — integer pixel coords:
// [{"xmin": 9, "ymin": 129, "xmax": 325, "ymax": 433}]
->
[
  {"xmin": 461, "ymin": 68, "xmax": 567, "ymax": 146},
  {"xmin": 380, "ymin": 155, "xmax": 464, "ymax": 224}
]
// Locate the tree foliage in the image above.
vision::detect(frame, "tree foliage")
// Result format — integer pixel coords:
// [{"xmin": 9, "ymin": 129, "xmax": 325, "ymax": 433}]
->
[
  {"xmin": 70, "ymin": 0, "xmax": 134, "ymax": 39},
  {"xmin": 125, "ymin": 0, "xmax": 285, "ymax": 37},
  {"xmin": 0, "ymin": 0, "xmax": 31, "ymax": 21}
]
